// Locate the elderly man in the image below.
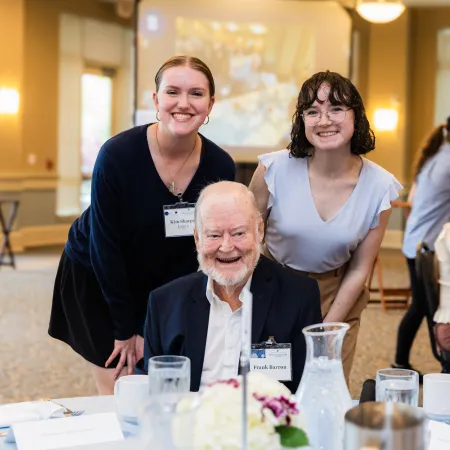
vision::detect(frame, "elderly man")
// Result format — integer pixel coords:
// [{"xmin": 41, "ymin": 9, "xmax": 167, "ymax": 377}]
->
[{"xmin": 140, "ymin": 181, "xmax": 321, "ymax": 392}]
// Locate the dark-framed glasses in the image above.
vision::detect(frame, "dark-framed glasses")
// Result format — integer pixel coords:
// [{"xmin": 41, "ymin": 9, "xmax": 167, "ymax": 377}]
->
[{"xmin": 302, "ymin": 107, "xmax": 352, "ymax": 126}]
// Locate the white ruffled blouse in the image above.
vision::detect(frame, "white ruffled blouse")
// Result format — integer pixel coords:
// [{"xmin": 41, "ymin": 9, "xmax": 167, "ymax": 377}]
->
[{"xmin": 259, "ymin": 150, "xmax": 403, "ymax": 273}]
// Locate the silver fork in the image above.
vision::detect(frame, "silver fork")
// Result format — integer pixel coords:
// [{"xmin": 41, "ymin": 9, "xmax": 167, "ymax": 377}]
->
[
  {"xmin": 67, "ymin": 410, "xmax": 85, "ymax": 417},
  {"xmin": 42, "ymin": 398, "xmax": 85, "ymax": 417}
]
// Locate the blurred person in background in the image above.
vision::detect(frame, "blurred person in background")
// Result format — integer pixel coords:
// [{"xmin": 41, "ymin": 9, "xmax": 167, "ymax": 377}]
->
[
  {"xmin": 434, "ymin": 223, "xmax": 450, "ymax": 369},
  {"xmin": 250, "ymin": 71, "xmax": 402, "ymax": 383},
  {"xmin": 48, "ymin": 56, "xmax": 235, "ymax": 395},
  {"xmin": 394, "ymin": 122, "xmax": 450, "ymax": 377}
]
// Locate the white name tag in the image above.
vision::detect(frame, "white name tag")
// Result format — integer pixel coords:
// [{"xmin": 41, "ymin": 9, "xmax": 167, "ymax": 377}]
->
[
  {"xmin": 250, "ymin": 343, "xmax": 292, "ymax": 381},
  {"xmin": 12, "ymin": 412, "xmax": 124, "ymax": 450},
  {"xmin": 163, "ymin": 203, "xmax": 195, "ymax": 238}
]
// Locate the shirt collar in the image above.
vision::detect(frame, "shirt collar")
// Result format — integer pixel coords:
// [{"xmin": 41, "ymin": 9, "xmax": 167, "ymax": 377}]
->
[{"xmin": 205, "ymin": 274, "xmax": 253, "ymax": 305}]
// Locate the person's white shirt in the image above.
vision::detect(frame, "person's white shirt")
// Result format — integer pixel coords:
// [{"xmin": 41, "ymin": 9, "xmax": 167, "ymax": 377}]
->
[
  {"xmin": 200, "ymin": 275, "xmax": 253, "ymax": 387},
  {"xmin": 434, "ymin": 223, "xmax": 450, "ymax": 324}
]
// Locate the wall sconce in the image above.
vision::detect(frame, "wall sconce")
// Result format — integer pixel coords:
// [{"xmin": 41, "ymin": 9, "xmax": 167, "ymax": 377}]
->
[
  {"xmin": 0, "ymin": 88, "xmax": 20, "ymax": 114},
  {"xmin": 373, "ymin": 108, "xmax": 398, "ymax": 131}
]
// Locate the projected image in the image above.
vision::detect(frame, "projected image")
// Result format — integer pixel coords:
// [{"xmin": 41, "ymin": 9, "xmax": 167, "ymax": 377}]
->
[
  {"xmin": 173, "ymin": 18, "xmax": 314, "ymax": 147},
  {"xmin": 136, "ymin": 0, "xmax": 352, "ymax": 154}
]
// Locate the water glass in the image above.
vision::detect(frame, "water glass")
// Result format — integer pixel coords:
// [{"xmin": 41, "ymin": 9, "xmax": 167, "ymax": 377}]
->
[
  {"xmin": 148, "ymin": 356, "xmax": 191, "ymax": 396},
  {"xmin": 138, "ymin": 392, "xmax": 200, "ymax": 450},
  {"xmin": 376, "ymin": 368, "xmax": 419, "ymax": 407}
]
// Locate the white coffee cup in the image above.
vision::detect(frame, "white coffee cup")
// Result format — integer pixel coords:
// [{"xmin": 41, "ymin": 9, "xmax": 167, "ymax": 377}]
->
[
  {"xmin": 114, "ymin": 375, "xmax": 149, "ymax": 422},
  {"xmin": 423, "ymin": 373, "xmax": 450, "ymax": 421}
]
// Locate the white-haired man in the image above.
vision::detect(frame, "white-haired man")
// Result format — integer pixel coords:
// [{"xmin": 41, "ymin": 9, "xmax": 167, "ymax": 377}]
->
[{"xmin": 140, "ymin": 181, "xmax": 321, "ymax": 392}]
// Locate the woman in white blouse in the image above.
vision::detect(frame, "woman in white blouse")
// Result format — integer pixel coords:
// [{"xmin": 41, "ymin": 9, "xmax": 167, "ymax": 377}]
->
[{"xmin": 250, "ymin": 71, "xmax": 402, "ymax": 382}]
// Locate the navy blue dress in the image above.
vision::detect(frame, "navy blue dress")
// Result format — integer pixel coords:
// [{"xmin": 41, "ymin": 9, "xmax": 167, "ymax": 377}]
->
[{"xmin": 48, "ymin": 124, "xmax": 235, "ymax": 367}]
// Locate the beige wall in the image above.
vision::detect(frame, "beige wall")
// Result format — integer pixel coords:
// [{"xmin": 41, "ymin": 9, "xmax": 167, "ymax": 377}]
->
[
  {"xmin": 350, "ymin": 11, "xmax": 411, "ymax": 188},
  {"xmin": 360, "ymin": 6, "xmax": 450, "ymax": 185},
  {"xmin": 365, "ymin": 11, "xmax": 411, "ymax": 187},
  {"xmin": 350, "ymin": 11, "xmax": 371, "ymax": 103},
  {"xmin": 0, "ymin": 0, "xmax": 24, "ymax": 174},
  {"xmin": 409, "ymin": 7, "xmax": 450, "ymax": 182},
  {"xmin": 1, "ymin": 0, "xmax": 130, "ymax": 178},
  {"xmin": 0, "ymin": 0, "xmax": 131, "ymax": 250},
  {"xmin": 21, "ymin": 0, "xmax": 131, "ymax": 177}
]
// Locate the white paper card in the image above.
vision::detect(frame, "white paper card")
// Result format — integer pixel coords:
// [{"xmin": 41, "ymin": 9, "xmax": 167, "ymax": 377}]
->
[
  {"xmin": 12, "ymin": 412, "xmax": 124, "ymax": 450},
  {"xmin": 164, "ymin": 203, "xmax": 195, "ymax": 237},
  {"xmin": 429, "ymin": 420, "xmax": 450, "ymax": 450},
  {"xmin": 250, "ymin": 344, "xmax": 292, "ymax": 381}
]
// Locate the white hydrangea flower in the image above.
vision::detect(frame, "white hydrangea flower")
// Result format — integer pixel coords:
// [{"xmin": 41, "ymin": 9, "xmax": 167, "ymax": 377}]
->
[{"xmin": 183, "ymin": 373, "xmax": 301, "ymax": 450}]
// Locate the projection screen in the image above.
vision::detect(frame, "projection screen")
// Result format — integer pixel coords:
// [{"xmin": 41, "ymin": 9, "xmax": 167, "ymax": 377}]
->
[{"xmin": 136, "ymin": 0, "xmax": 352, "ymax": 161}]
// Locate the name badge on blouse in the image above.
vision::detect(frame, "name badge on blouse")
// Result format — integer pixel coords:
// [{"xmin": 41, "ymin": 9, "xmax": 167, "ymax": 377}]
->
[
  {"xmin": 250, "ymin": 337, "xmax": 292, "ymax": 381},
  {"xmin": 163, "ymin": 203, "xmax": 196, "ymax": 238}
]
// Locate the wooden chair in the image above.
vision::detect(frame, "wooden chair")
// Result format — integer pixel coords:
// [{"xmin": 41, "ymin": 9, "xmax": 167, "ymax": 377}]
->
[
  {"xmin": 0, "ymin": 200, "xmax": 19, "ymax": 269},
  {"xmin": 367, "ymin": 200, "xmax": 412, "ymax": 312}
]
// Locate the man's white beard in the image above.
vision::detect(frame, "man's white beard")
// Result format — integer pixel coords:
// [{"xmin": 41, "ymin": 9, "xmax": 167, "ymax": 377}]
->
[{"xmin": 197, "ymin": 244, "xmax": 261, "ymax": 287}]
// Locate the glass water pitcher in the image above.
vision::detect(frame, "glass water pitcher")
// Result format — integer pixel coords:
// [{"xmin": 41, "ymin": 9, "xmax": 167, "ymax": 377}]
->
[{"xmin": 296, "ymin": 323, "xmax": 353, "ymax": 450}]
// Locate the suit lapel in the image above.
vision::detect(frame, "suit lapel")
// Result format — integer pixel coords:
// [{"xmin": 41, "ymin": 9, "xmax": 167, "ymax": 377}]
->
[
  {"xmin": 185, "ymin": 274, "xmax": 210, "ymax": 391},
  {"xmin": 251, "ymin": 257, "xmax": 276, "ymax": 343}
]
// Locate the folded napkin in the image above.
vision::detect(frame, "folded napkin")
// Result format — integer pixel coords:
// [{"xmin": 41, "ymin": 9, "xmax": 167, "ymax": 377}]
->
[{"xmin": 0, "ymin": 401, "xmax": 65, "ymax": 429}]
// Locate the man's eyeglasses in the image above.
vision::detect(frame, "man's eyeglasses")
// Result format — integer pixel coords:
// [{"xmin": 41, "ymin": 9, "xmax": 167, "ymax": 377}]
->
[{"xmin": 302, "ymin": 107, "xmax": 352, "ymax": 126}]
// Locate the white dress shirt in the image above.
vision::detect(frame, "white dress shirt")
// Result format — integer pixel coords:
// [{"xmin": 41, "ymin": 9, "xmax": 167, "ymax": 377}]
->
[{"xmin": 200, "ymin": 275, "xmax": 253, "ymax": 387}]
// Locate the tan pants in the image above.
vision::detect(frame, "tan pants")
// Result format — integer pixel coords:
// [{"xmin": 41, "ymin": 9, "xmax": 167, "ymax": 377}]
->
[
  {"xmin": 263, "ymin": 248, "xmax": 369, "ymax": 384},
  {"xmin": 304, "ymin": 264, "xmax": 370, "ymax": 384}
]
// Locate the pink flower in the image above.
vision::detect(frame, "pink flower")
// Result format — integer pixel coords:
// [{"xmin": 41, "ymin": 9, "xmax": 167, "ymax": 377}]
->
[
  {"xmin": 254, "ymin": 394, "xmax": 299, "ymax": 426},
  {"xmin": 209, "ymin": 378, "xmax": 240, "ymax": 389}
]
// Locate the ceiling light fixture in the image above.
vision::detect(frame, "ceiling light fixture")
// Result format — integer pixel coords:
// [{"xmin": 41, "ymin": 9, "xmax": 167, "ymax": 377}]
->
[{"xmin": 356, "ymin": 0, "xmax": 406, "ymax": 24}]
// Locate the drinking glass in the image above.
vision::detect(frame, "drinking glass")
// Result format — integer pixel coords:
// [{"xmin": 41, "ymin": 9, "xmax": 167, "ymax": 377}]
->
[
  {"xmin": 376, "ymin": 368, "xmax": 419, "ymax": 407},
  {"xmin": 148, "ymin": 356, "xmax": 191, "ymax": 396},
  {"xmin": 138, "ymin": 392, "xmax": 200, "ymax": 450}
]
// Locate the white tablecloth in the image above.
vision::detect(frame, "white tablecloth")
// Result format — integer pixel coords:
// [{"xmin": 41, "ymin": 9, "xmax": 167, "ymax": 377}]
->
[
  {"xmin": 0, "ymin": 396, "xmax": 449, "ymax": 450},
  {"xmin": 0, "ymin": 396, "xmax": 145, "ymax": 450}
]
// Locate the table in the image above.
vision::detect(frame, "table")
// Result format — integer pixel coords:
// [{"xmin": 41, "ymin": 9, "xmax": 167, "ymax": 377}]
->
[{"xmin": 0, "ymin": 396, "xmax": 449, "ymax": 449}]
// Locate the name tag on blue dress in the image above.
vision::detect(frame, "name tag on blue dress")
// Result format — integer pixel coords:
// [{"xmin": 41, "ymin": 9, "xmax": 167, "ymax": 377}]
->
[
  {"xmin": 250, "ymin": 342, "xmax": 292, "ymax": 381},
  {"xmin": 163, "ymin": 203, "xmax": 195, "ymax": 238}
]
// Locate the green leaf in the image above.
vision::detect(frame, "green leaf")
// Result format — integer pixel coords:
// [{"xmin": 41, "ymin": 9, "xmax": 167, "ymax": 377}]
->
[{"xmin": 275, "ymin": 425, "xmax": 309, "ymax": 448}]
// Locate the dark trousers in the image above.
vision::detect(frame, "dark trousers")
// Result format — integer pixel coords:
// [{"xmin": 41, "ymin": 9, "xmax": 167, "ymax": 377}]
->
[{"xmin": 395, "ymin": 258, "xmax": 428, "ymax": 365}]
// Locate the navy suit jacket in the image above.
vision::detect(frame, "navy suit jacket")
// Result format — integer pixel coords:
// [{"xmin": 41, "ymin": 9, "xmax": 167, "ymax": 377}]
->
[{"xmin": 139, "ymin": 256, "xmax": 322, "ymax": 393}]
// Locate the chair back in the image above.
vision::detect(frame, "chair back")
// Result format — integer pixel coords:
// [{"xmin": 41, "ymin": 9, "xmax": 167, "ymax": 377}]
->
[{"xmin": 415, "ymin": 243, "xmax": 441, "ymax": 362}]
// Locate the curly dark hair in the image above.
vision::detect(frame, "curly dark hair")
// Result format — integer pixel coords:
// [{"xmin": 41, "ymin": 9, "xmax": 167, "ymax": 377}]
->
[
  {"xmin": 287, "ymin": 71, "xmax": 375, "ymax": 158},
  {"xmin": 414, "ymin": 119, "xmax": 450, "ymax": 180}
]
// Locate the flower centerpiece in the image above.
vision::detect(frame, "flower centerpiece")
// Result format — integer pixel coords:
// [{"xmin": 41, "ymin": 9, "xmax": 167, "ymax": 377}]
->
[{"xmin": 184, "ymin": 372, "xmax": 308, "ymax": 449}]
